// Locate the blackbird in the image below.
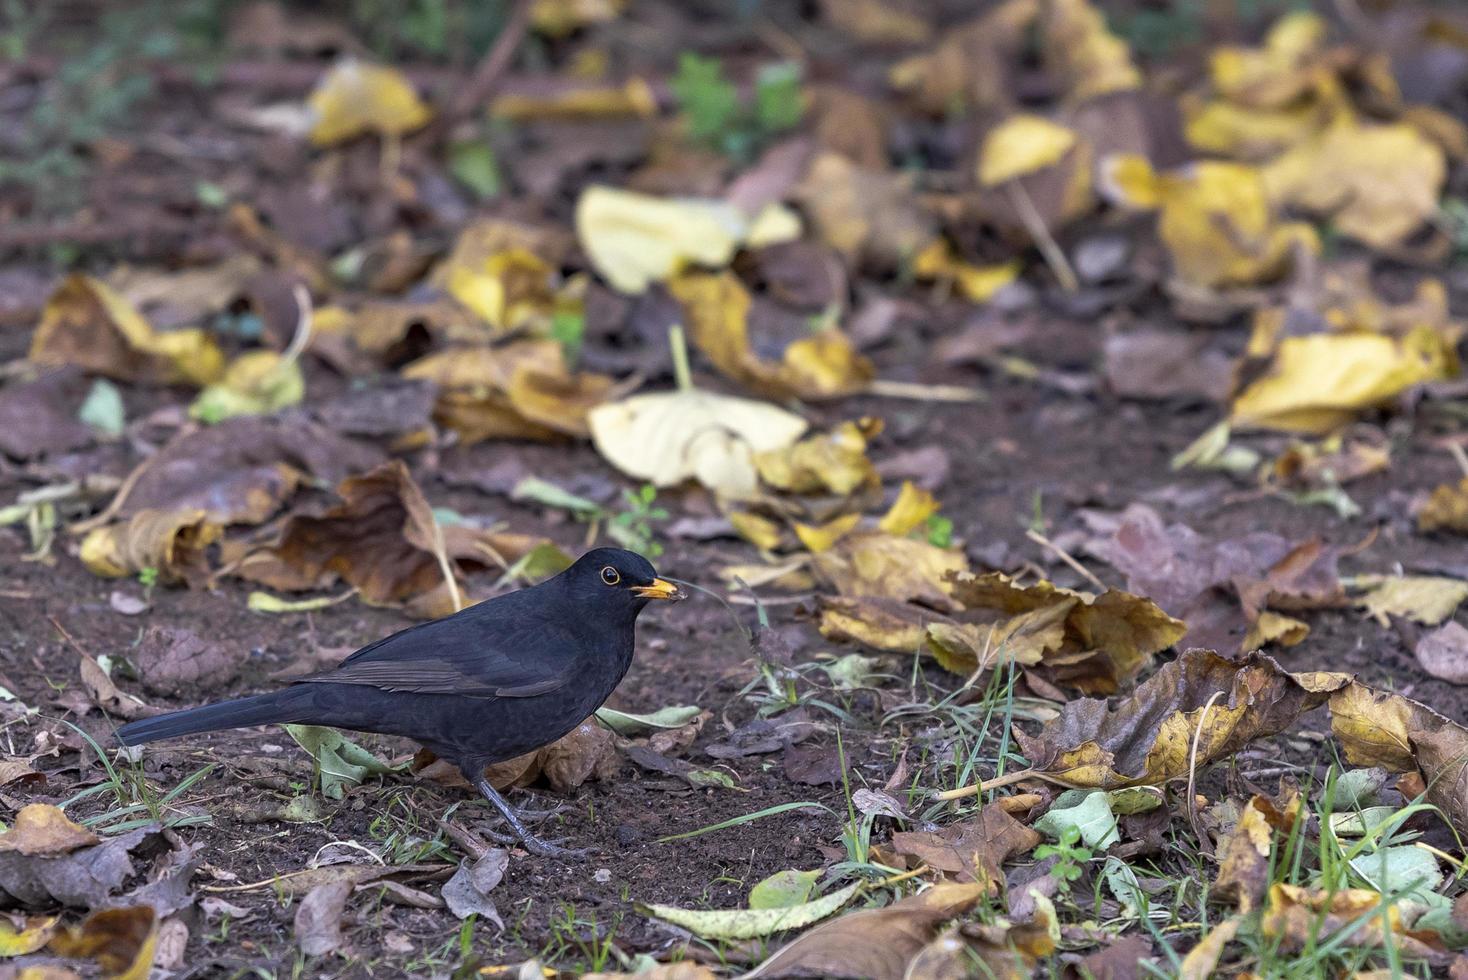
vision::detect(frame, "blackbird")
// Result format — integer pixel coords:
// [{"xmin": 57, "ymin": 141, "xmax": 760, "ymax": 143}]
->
[{"xmin": 116, "ymin": 547, "xmax": 684, "ymax": 856}]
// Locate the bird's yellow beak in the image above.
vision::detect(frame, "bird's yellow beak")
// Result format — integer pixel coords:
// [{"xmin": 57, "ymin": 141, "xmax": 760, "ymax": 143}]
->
[{"xmin": 632, "ymin": 578, "xmax": 685, "ymax": 601}]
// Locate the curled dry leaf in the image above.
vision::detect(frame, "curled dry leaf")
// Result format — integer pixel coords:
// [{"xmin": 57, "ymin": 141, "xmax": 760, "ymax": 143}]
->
[
  {"xmin": 294, "ymin": 879, "xmax": 353, "ymax": 956},
  {"xmin": 0, "ymin": 367, "xmax": 97, "ymax": 461},
  {"xmin": 745, "ymin": 881, "xmax": 992, "ymax": 980},
  {"xmin": 812, "ymin": 531, "xmax": 968, "ymax": 610},
  {"xmin": 890, "ymin": 805, "xmax": 1040, "ymax": 887},
  {"xmin": 133, "ymin": 627, "xmax": 243, "ymax": 698},
  {"xmin": 442, "ymin": 850, "xmax": 507, "ymax": 925},
  {"xmin": 79, "ymin": 509, "xmax": 220, "ymax": 587},
  {"xmin": 1328, "ymin": 682, "xmax": 1468, "ymax": 836},
  {"xmin": 1261, "ymin": 883, "xmax": 1448, "ymax": 962},
  {"xmin": 0, "ymin": 805, "xmax": 99, "ymax": 857},
  {"xmin": 29, "ymin": 274, "xmax": 224, "ymax": 386},
  {"xmin": 640, "ymin": 881, "xmax": 862, "ymax": 942},
  {"xmin": 575, "ymin": 185, "xmax": 798, "ymax": 294},
  {"xmin": 415, "ymin": 719, "xmax": 618, "ymax": 792},
  {"xmin": 1013, "ymin": 649, "xmax": 1349, "ymax": 790},
  {"xmin": 588, "ymin": 385, "xmax": 807, "ymax": 501},
  {"xmin": 307, "ymin": 60, "xmax": 431, "ymax": 146},
  {"xmin": 669, "ymin": 272, "xmax": 873, "ymax": 401},
  {"xmin": 1212, "ymin": 792, "xmax": 1300, "ymax": 912},
  {"xmin": 754, "ymin": 418, "xmax": 881, "ymax": 498},
  {"xmin": 0, "ymin": 822, "xmax": 166, "ymax": 908},
  {"xmin": 48, "ymin": 905, "xmax": 158, "ymax": 980},
  {"xmin": 976, "ymin": 114, "xmax": 1094, "ymax": 236},
  {"xmin": 904, "ymin": 913, "xmax": 1058, "ymax": 980},
  {"xmin": 794, "ymin": 152, "xmax": 935, "ymax": 271},
  {"xmin": 934, "ymin": 572, "xmax": 1186, "ymax": 693}
]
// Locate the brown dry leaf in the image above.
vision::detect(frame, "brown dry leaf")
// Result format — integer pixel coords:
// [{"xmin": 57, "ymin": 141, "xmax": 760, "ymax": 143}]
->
[
  {"xmin": 820, "ymin": 0, "xmax": 930, "ymax": 45},
  {"xmin": 746, "ymin": 881, "xmax": 991, "ymax": 980},
  {"xmin": 133, "ymin": 626, "xmax": 243, "ymax": 699},
  {"xmin": 812, "ymin": 532, "xmax": 967, "ymax": 610},
  {"xmin": 491, "ymin": 78, "xmax": 655, "ymax": 121},
  {"xmin": 1418, "ymin": 478, "xmax": 1468, "ymax": 534},
  {"xmin": 1102, "ymin": 330, "xmax": 1234, "ymax": 403},
  {"xmin": 1261, "ymin": 883, "xmax": 1446, "ymax": 961},
  {"xmin": 754, "ymin": 418, "xmax": 881, "ymax": 497},
  {"xmin": 669, "ymin": 272, "xmax": 873, "ymax": 401},
  {"xmin": 888, "ymin": 2, "xmax": 1035, "ymax": 115},
  {"xmin": 48, "ymin": 906, "xmax": 157, "ymax": 980},
  {"xmin": 818, "ymin": 596, "xmax": 948, "ymax": 653},
  {"xmin": 30, "ymin": 275, "xmax": 224, "ymax": 386},
  {"xmin": 1213, "ymin": 795, "xmax": 1282, "ymax": 912},
  {"xmin": 890, "ymin": 806, "xmax": 1040, "ymax": 887},
  {"xmin": 794, "ymin": 153, "xmax": 936, "ymax": 270},
  {"xmin": 1013, "ymin": 649, "xmax": 1350, "ymax": 789},
  {"xmin": 1178, "ymin": 915, "xmax": 1242, "ymax": 980},
  {"xmin": 443, "ymin": 248, "xmax": 558, "ymax": 333},
  {"xmin": 905, "ymin": 912, "xmax": 1058, "ymax": 980},
  {"xmin": 307, "ymin": 60, "xmax": 430, "ymax": 146},
  {"xmin": 1328, "ymin": 682, "xmax": 1468, "ymax": 835},
  {"xmin": 1416, "ymin": 621, "xmax": 1468, "ymax": 685},
  {"xmin": 114, "ymin": 416, "xmax": 383, "ymax": 525},
  {"xmin": 79, "ymin": 509, "xmax": 220, "ymax": 587},
  {"xmin": 1355, "ymin": 576, "xmax": 1468, "ymax": 627},
  {"xmin": 1265, "ymin": 438, "xmax": 1391, "ymax": 493},
  {"xmin": 584, "ymin": 964, "xmax": 716, "ymax": 980},
  {"xmin": 1040, "ymin": 0, "xmax": 1141, "ymax": 101},
  {"xmin": 259, "ymin": 460, "xmax": 536, "ymax": 617},
  {"xmin": 1099, "ymin": 155, "xmax": 1317, "ymax": 289},
  {"xmin": 78, "ymin": 654, "xmax": 153, "ymax": 721},
  {"xmin": 0, "ymin": 805, "xmax": 99, "ymax": 857},
  {"xmin": 1261, "ymin": 112, "xmax": 1446, "ymax": 250},
  {"xmin": 1241, "ymin": 610, "xmax": 1310, "ymax": 652},
  {"xmin": 417, "ymin": 720, "xmax": 617, "ymax": 792},
  {"xmin": 295, "ymin": 879, "xmax": 353, "ymax": 957},
  {"xmin": 405, "ymin": 340, "xmax": 618, "ymax": 442},
  {"xmin": 939, "ymin": 572, "xmax": 1186, "ymax": 693},
  {"xmin": 0, "ymin": 368, "xmax": 98, "ymax": 461}
]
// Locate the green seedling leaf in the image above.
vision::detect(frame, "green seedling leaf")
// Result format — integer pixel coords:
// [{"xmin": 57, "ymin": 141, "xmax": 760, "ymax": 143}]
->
[
  {"xmin": 822, "ymin": 654, "xmax": 874, "ymax": 690},
  {"xmin": 595, "ymin": 704, "xmax": 702, "ymax": 735},
  {"xmin": 511, "ymin": 477, "xmax": 602, "ymax": 515},
  {"xmin": 1101, "ymin": 856, "xmax": 1143, "ymax": 919},
  {"xmin": 749, "ymin": 869, "xmax": 821, "ymax": 910},
  {"xmin": 687, "ymin": 770, "xmax": 738, "ymax": 789},
  {"xmin": 282, "ymin": 795, "xmax": 326, "ymax": 822},
  {"xmin": 1035, "ymin": 790, "xmax": 1119, "ymax": 849},
  {"xmin": 78, "ymin": 378, "xmax": 125, "ymax": 437},
  {"xmin": 638, "ymin": 881, "xmax": 860, "ymax": 940},
  {"xmin": 1332, "ymin": 768, "xmax": 1389, "ymax": 809},
  {"xmin": 448, "ymin": 140, "xmax": 501, "ymax": 200},
  {"xmin": 1327, "ymin": 806, "xmax": 1411, "ymax": 838},
  {"xmin": 285, "ymin": 725, "xmax": 400, "ymax": 800},
  {"xmin": 1107, "ymin": 786, "xmax": 1164, "ymax": 816}
]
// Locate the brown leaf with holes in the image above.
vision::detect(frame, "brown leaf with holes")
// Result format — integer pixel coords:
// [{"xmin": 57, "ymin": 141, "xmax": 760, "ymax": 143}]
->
[
  {"xmin": 891, "ymin": 806, "xmax": 1040, "ymax": 888},
  {"xmin": 1013, "ymin": 649, "xmax": 1350, "ymax": 789}
]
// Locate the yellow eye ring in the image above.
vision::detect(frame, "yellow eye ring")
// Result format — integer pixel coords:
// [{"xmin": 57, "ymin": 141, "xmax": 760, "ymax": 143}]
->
[{"xmin": 601, "ymin": 566, "xmax": 621, "ymax": 586}]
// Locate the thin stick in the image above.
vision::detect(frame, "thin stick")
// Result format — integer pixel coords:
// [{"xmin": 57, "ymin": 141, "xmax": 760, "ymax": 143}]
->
[
  {"xmin": 1448, "ymin": 442, "xmax": 1468, "ymax": 480},
  {"xmin": 668, "ymin": 323, "xmax": 693, "ymax": 393},
  {"xmin": 1006, "ymin": 181, "xmax": 1079, "ymax": 293},
  {"xmin": 69, "ymin": 444, "xmax": 167, "ymax": 534},
  {"xmin": 866, "ymin": 379, "xmax": 985, "ymax": 402},
  {"xmin": 932, "ymin": 766, "xmax": 1077, "ymax": 801},
  {"xmin": 429, "ymin": 517, "xmax": 463, "ymax": 614},
  {"xmin": 1186, "ymin": 691, "xmax": 1223, "ymax": 856},
  {"xmin": 1026, "ymin": 529, "xmax": 1107, "ymax": 592},
  {"xmin": 436, "ymin": 0, "xmax": 533, "ymax": 140}
]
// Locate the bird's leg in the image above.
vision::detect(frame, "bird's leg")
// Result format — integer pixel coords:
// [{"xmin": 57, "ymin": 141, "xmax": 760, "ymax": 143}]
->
[{"xmin": 469, "ymin": 773, "xmax": 591, "ymax": 860}]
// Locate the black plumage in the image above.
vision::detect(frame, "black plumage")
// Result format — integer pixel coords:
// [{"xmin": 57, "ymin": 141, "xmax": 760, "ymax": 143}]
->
[{"xmin": 116, "ymin": 547, "xmax": 683, "ymax": 856}]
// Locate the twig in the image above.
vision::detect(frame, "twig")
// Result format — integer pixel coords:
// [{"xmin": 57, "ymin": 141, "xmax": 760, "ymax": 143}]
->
[
  {"xmin": 1006, "ymin": 181, "xmax": 1079, "ymax": 293},
  {"xmin": 1025, "ymin": 529, "xmax": 1108, "ymax": 592},
  {"xmin": 1187, "ymin": 691, "xmax": 1223, "ymax": 857},
  {"xmin": 437, "ymin": 818, "xmax": 492, "ymax": 862},
  {"xmin": 428, "ymin": 516, "xmax": 463, "ymax": 614},
  {"xmin": 1448, "ymin": 442, "xmax": 1468, "ymax": 480},
  {"xmin": 932, "ymin": 766, "xmax": 1077, "ymax": 801},
  {"xmin": 865, "ymin": 380, "xmax": 985, "ymax": 402},
  {"xmin": 429, "ymin": 0, "xmax": 533, "ymax": 144}
]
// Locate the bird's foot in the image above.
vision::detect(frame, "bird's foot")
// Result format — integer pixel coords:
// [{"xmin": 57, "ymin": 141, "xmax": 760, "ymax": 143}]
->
[
  {"xmin": 469, "ymin": 774, "xmax": 591, "ymax": 860},
  {"xmin": 478, "ymin": 825, "xmax": 594, "ymax": 859}
]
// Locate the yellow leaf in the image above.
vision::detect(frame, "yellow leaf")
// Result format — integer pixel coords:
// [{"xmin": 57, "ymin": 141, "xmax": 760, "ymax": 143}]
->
[
  {"xmin": 1041, "ymin": 0, "xmax": 1142, "ymax": 102},
  {"xmin": 818, "ymin": 596, "xmax": 936, "ymax": 652},
  {"xmin": 30, "ymin": 274, "xmax": 224, "ymax": 386},
  {"xmin": 793, "ymin": 152, "xmax": 936, "ymax": 267},
  {"xmin": 190, "ymin": 350, "xmax": 305, "ymax": 421},
  {"xmin": 446, "ymin": 247, "xmax": 557, "ymax": 332},
  {"xmin": 1231, "ymin": 327, "xmax": 1455, "ymax": 434},
  {"xmin": 47, "ymin": 906, "xmax": 157, "ymax": 980},
  {"xmin": 978, "ymin": 115, "xmax": 1078, "ymax": 186},
  {"xmin": 670, "ymin": 272, "xmax": 873, "ymax": 400},
  {"xmin": 753, "ymin": 419, "xmax": 880, "ymax": 497},
  {"xmin": 813, "ymin": 531, "xmax": 967, "ymax": 609},
  {"xmin": 925, "ymin": 602, "xmax": 1073, "ymax": 675},
  {"xmin": 588, "ymin": 388, "xmax": 807, "ymax": 500},
  {"xmin": 1355, "ymin": 575, "xmax": 1468, "ymax": 627},
  {"xmin": 530, "ymin": 0, "xmax": 626, "ymax": 37},
  {"xmin": 0, "ymin": 915, "xmax": 56, "ymax": 956},
  {"xmin": 574, "ymin": 187, "xmax": 797, "ymax": 294},
  {"xmin": 727, "ymin": 511, "xmax": 785, "ymax": 552},
  {"xmin": 1261, "ymin": 115, "xmax": 1446, "ymax": 250},
  {"xmin": 1183, "ymin": 96, "xmax": 1326, "ymax": 160},
  {"xmin": 1417, "ymin": 477, "xmax": 1468, "ymax": 534},
  {"xmin": 1241, "ymin": 610, "xmax": 1309, "ymax": 652},
  {"xmin": 1210, "ymin": 12, "xmax": 1328, "ymax": 109},
  {"xmin": 491, "ymin": 78, "xmax": 654, "ymax": 120},
  {"xmin": 878, "ymin": 481, "xmax": 939, "ymax": 536},
  {"xmin": 1260, "ymin": 883, "xmax": 1434, "ymax": 958},
  {"xmin": 794, "ymin": 513, "xmax": 863, "ymax": 553},
  {"xmin": 913, "ymin": 242, "xmax": 1024, "ymax": 303},
  {"xmin": 0, "ymin": 804, "xmax": 99, "ymax": 856},
  {"xmin": 80, "ymin": 510, "xmax": 220, "ymax": 587},
  {"xmin": 1100, "ymin": 157, "xmax": 1317, "ymax": 289},
  {"xmin": 1213, "ymin": 797, "xmax": 1276, "ymax": 912},
  {"xmin": 308, "ymin": 60, "xmax": 431, "ymax": 145}
]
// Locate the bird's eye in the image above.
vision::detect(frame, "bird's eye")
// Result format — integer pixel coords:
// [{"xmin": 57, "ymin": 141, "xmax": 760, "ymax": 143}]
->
[{"xmin": 601, "ymin": 566, "xmax": 621, "ymax": 586}]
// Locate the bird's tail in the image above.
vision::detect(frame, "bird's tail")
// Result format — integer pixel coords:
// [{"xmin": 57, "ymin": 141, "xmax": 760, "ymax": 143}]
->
[{"xmin": 116, "ymin": 688, "xmax": 312, "ymax": 746}]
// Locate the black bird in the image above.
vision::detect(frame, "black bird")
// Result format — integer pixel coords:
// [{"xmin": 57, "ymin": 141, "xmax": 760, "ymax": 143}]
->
[{"xmin": 116, "ymin": 548, "xmax": 684, "ymax": 856}]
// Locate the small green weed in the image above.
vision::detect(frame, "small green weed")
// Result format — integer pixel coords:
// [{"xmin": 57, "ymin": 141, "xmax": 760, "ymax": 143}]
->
[
  {"xmin": 669, "ymin": 53, "xmax": 804, "ymax": 162},
  {"xmin": 1034, "ymin": 824, "xmax": 1092, "ymax": 898}
]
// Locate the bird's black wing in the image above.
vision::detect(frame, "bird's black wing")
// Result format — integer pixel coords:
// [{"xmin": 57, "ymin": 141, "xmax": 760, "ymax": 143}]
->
[{"xmin": 295, "ymin": 607, "xmax": 577, "ymax": 699}]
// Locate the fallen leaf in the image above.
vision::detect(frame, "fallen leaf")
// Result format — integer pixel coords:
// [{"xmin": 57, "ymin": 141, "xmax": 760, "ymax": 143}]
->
[
  {"xmin": 48, "ymin": 906, "xmax": 157, "ymax": 980},
  {"xmin": 904, "ymin": 911, "xmax": 1058, "ymax": 980},
  {"xmin": 0, "ymin": 914, "xmax": 57, "ymax": 955},
  {"xmin": 891, "ymin": 806, "xmax": 1040, "ymax": 887},
  {"xmin": 1356, "ymin": 576, "xmax": 1468, "ymax": 627},
  {"xmin": 1212, "ymin": 796, "xmax": 1276, "ymax": 912},
  {"xmin": 1103, "ymin": 330, "xmax": 1234, "ymax": 403},
  {"xmin": 441, "ymin": 850, "xmax": 508, "ymax": 926},
  {"xmin": 575, "ymin": 185, "xmax": 797, "ymax": 294},
  {"xmin": 79, "ymin": 509, "xmax": 219, "ymax": 587},
  {"xmin": 639, "ymin": 881, "xmax": 861, "ymax": 941},
  {"xmin": 1178, "ymin": 916, "xmax": 1242, "ymax": 980},
  {"xmin": 133, "ymin": 626, "xmax": 244, "ymax": 698},
  {"xmin": 307, "ymin": 60, "xmax": 430, "ymax": 146},
  {"xmin": 294, "ymin": 879, "xmax": 352, "ymax": 956},
  {"xmin": 749, "ymin": 869, "xmax": 822, "ymax": 910},
  {"xmin": 911, "ymin": 241, "xmax": 1022, "ymax": 304},
  {"xmin": 1013, "ymin": 649, "xmax": 1350, "ymax": 789},
  {"xmin": 820, "ymin": 0, "xmax": 931, "ymax": 45},
  {"xmin": 794, "ymin": 152, "xmax": 935, "ymax": 270},
  {"xmin": 669, "ymin": 272, "xmax": 872, "ymax": 400},
  {"xmin": 30, "ymin": 275, "xmax": 224, "ymax": 386},
  {"xmin": 1040, "ymin": 0, "xmax": 1142, "ymax": 103},
  {"xmin": 754, "ymin": 418, "xmax": 881, "ymax": 498},
  {"xmin": 0, "ymin": 824, "xmax": 165, "ymax": 908},
  {"xmin": 1418, "ymin": 478, "xmax": 1468, "ymax": 534},
  {"xmin": 1416, "ymin": 621, "xmax": 1468, "ymax": 685},
  {"xmin": 1099, "ymin": 155, "xmax": 1316, "ymax": 289},
  {"xmin": 416, "ymin": 720, "xmax": 618, "ymax": 792},
  {"xmin": 190, "ymin": 349, "xmax": 305, "ymax": 422},
  {"xmin": 976, "ymin": 114, "xmax": 1093, "ymax": 235},
  {"xmin": 444, "ymin": 247, "xmax": 558, "ymax": 333},
  {"xmin": 0, "ymin": 368, "xmax": 97, "ymax": 461},
  {"xmin": 285, "ymin": 725, "xmax": 401, "ymax": 800},
  {"xmin": 818, "ymin": 595, "xmax": 945, "ymax": 652},
  {"xmin": 745, "ymin": 881, "xmax": 992, "ymax": 979},
  {"xmin": 1261, "ymin": 882, "xmax": 1446, "ymax": 961},
  {"xmin": 812, "ymin": 532, "xmax": 968, "ymax": 610},
  {"xmin": 888, "ymin": 4, "xmax": 1033, "ymax": 115},
  {"xmin": 588, "ymin": 383, "xmax": 807, "ymax": 501},
  {"xmin": 878, "ymin": 481, "xmax": 940, "ymax": 536},
  {"xmin": 594, "ymin": 705, "xmax": 702, "ymax": 736},
  {"xmin": 1230, "ymin": 328, "xmax": 1455, "ymax": 434},
  {"xmin": 0, "ymin": 805, "xmax": 99, "ymax": 857}
]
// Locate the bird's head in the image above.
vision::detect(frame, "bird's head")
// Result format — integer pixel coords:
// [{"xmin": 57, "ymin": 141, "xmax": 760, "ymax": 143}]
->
[{"xmin": 558, "ymin": 547, "xmax": 685, "ymax": 621}]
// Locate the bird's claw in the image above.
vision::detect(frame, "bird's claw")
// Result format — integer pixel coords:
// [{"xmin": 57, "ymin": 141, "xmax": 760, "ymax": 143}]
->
[{"xmin": 520, "ymin": 834, "xmax": 594, "ymax": 860}]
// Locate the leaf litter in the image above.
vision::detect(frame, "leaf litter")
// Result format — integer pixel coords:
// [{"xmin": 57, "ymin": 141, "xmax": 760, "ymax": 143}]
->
[{"xmin": 4, "ymin": 0, "xmax": 1468, "ymax": 976}]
